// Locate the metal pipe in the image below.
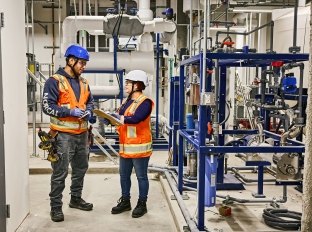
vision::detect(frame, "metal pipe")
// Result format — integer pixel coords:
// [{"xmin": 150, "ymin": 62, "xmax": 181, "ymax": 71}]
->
[
  {"xmin": 31, "ymin": 0, "xmax": 34, "ymax": 54},
  {"xmin": 217, "ymin": 185, "xmax": 287, "ymax": 203},
  {"xmin": 156, "ymin": 33, "xmax": 160, "ymax": 138},
  {"xmin": 215, "ymin": 21, "xmax": 274, "ymax": 46},
  {"xmin": 27, "ymin": 68, "xmax": 44, "ymax": 87},
  {"xmin": 281, "ymin": 126, "xmax": 301, "ymax": 146},
  {"xmin": 230, "ymin": 167, "xmax": 275, "ymax": 183},
  {"xmin": 293, "ymin": 0, "xmax": 298, "ymax": 49},
  {"xmin": 164, "ymin": 171, "xmax": 200, "ymax": 232},
  {"xmin": 202, "ymin": 0, "xmax": 209, "ymax": 93},
  {"xmin": 189, "ymin": 0, "xmax": 193, "ymax": 57},
  {"xmin": 282, "ymin": 62, "xmax": 304, "ymax": 117}
]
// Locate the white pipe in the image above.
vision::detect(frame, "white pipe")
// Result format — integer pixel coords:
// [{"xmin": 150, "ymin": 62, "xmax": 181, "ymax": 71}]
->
[
  {"xmin": 137, "ymin": 0, "xmax": 153, "ymax": 21},
  {"xmin": 56, "ymin": 51, "xmax": 154, "ymax": 74},
  {"xmin": 138, "ymin": 33, "xmax": 153, "ymax": 52},
  {"xmin": 142, "ymin": 18, "xmax": 176, "ymax": 33},
  {"xmin": 89, "ymin": 86, "xmax": 120, "ymax": 96}
]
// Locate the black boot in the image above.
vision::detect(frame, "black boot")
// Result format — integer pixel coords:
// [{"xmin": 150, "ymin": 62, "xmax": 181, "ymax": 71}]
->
[
  {"xmin": 111, "ymin": 196, "xmax": 131, "ymax": 214},
  {"xmin": 50, "ymin": 207, "xmax": 64, "ymax": 222},
  {"xmin": 132, "ymin": 199, "xmax": 147, "ymax": 218},
  {"xmin": 69, "ymin": 196, "xmax": 93, "ymax": 211}
]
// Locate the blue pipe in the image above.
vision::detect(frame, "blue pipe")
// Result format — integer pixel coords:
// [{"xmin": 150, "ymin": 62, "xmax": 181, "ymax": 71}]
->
[
  {"xmin": 198, "ymin": 53, "xmax": 206, "ymax": 229},
  {"xmin": 156, "ymin": 33, "xmax": 160, "ymax": 138},
  {"xmin": 178, "ymin": 65, "xmax": 185, "ymax": 194}
]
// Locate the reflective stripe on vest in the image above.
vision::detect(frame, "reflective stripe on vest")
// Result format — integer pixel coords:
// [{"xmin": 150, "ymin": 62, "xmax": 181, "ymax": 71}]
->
[
  {"xmin": 50, "ymin": 117, "xmax": 88, "ymax": 131},
  {"xmin": 119, "ymin": 142, "xmax": 152, "ymax": 155}
]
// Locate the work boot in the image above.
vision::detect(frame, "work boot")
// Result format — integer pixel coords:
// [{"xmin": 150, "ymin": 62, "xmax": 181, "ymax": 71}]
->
[
  {"xmin": 111, "ymin": 196, "xmax": 131, "ymax": 214},
  {"xmin": 69, "ymin": 196, "xmax": 93, "ymax": 211},
  {"xmin": 132, "ymin": 199, "xmax": 147, "ymax": 218},
  {"xmin": 50, "ymin": 207, "xmax": 64, "ymax": 222}
]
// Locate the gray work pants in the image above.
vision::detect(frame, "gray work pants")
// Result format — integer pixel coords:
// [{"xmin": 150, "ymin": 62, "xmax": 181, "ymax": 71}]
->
[{"xmin": 49, "ymin": 131, "xmax": 89, "ymax": 208}]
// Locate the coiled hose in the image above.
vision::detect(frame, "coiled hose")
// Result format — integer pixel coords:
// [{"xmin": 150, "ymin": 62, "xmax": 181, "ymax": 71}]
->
[{"xmin": 263, "ymin": 208, "xmax": 301, "ymax": 230}]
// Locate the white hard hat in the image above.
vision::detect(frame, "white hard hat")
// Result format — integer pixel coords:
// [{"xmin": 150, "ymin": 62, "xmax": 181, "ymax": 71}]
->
[{"xmin": 125, "ymin": 70, "xmax": 149, "ymax": 87}]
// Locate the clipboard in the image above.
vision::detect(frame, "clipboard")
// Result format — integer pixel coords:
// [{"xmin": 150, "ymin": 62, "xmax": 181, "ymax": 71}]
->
[{"xmin": 93, "ymin": 109, "xmax": 124, "ymax": 126}]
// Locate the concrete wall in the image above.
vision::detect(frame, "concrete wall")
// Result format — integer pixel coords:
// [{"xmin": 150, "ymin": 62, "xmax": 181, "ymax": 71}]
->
[{"xmin": 0, "ymin": 0, "xmax": 29, "ymax": 231}]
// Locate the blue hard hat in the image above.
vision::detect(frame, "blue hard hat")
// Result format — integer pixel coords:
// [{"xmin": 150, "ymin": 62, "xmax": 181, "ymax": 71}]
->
[{"xmin": 64, "ymin": 44, "xmax": 90, "ymax": 61}]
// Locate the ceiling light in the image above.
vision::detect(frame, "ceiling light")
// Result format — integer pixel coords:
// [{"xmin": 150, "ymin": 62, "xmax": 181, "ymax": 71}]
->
[{"xmin": 232, "ymin": 7, "xmax": 274, "ymax": 13}]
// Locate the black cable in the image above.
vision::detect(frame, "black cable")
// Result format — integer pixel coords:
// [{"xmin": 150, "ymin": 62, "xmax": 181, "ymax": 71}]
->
[{"xmin": 263, "ymin": 208, "xmax": 301, "ymax": 230}]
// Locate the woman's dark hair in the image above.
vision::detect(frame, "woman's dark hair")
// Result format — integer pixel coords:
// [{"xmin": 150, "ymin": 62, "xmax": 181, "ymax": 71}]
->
[{"xmin": 134, "ymin": 81, "xmax": 145, "ymax": 91}]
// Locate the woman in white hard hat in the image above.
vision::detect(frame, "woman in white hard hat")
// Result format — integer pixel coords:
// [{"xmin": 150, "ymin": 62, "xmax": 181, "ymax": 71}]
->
[{"xmin": 108, "ymin": 70, "xmax": 154, "ymax": 218}]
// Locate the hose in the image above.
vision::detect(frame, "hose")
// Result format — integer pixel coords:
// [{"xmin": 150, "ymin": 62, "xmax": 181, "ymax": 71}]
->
[{"xmin": 262, "ymin": 208, "xmax": 301, "ymax": 230}]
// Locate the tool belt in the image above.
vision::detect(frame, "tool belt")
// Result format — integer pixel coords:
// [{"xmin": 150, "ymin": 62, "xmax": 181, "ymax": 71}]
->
[{"xmin": 38, "ymin": 128, "xmax": 59, "ymax": 162}]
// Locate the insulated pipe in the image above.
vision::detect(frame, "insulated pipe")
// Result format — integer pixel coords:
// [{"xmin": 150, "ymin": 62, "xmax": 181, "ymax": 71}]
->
[
  {"xmin": 56, "ymin": 51, "xmax": 154, "ymax": 74},
  {"xmin": 137, "ymin": 0, "xmax": 153, "ymax": 21}
]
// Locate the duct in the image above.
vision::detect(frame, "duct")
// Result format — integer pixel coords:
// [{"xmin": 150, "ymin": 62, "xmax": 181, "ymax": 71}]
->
[
  {"xmin": 103, "ymin": 14, "xmax": 144, "ymax": 36},
  {"xmin": 61, "ymin": 15, "xmax": 176, "ymax": 53}
]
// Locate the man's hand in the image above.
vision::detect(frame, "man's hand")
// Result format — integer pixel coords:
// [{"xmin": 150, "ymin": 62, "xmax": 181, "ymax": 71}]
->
[
  {"xmin": 80, "ymin": 110, "xmax": 92, "ymax": 121},
  {"xmin": 70, "ymin": 108, "xmax": 85, "ymax": 118}
]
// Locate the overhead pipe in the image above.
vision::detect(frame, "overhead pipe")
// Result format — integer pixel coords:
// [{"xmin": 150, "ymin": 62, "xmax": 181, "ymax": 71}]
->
[{"xmin": 215, "ymin": 21, "xmax": 274, "ymax": 51}]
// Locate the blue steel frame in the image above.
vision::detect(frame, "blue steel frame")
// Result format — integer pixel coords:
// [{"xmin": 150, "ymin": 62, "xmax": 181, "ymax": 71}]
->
[{"xmin": 177, "ymin": 52, "xmax": 308, "ymax": 231}]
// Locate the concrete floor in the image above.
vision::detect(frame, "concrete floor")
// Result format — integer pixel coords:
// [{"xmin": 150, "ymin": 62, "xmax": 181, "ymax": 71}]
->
[{"xmin": 22, "ymin": 128, "xmax": 303, "ymax": 232}]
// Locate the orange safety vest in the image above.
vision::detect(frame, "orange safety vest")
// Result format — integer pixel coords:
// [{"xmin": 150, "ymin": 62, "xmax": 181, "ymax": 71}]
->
[
  {"xmin": 50, "ymin": 74, "xmax": 90, "ymax": 134},
  {"xmin": 117, "ymin": 95, "xmax": 154, "ymax": 158}
]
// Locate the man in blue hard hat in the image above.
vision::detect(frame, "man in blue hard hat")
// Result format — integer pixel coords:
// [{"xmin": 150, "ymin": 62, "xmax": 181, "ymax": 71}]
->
[{"xmin": 42, "ymin": 44, "xmax": 94, "ymax": 222}]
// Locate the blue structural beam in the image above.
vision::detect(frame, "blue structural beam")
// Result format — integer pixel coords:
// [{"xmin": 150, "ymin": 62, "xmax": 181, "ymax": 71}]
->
[
  {"xmin": 181, "ymin": 52, "xmax": 309, "ymax": 66},
  {"xmin": 155, "ymin": 33, "xmax": 160, "ymax": 138},
  {"xmin": 172, "ymin": 76, "xmax": 180, "ymax": 166},
  {"xmin": 199, "ymin": 145, "xmax": 304, "ymax": 153},
  {"xmin": 178, "ymin": 66, "xmax": 185, "ymax": 194}
]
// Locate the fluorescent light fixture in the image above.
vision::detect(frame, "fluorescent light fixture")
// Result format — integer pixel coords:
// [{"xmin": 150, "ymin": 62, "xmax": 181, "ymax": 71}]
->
[
  {"xmin": 232, "ymin": 7, "xmax": 275, "ymax": 13},
  {"xmin": 209, "ymin": 26, "xmax": 246, "ymax": 31}
]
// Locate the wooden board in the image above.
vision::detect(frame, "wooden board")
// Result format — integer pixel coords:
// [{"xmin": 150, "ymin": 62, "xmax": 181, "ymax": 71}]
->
[{"xmin": 93, "ymin": 109, "xmax": 124, "ymax": 126}]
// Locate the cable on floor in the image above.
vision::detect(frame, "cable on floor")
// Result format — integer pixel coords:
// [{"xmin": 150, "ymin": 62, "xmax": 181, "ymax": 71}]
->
[{"xmin": 262, "ymin": 208, "xmax": 301, "ymax": 231}]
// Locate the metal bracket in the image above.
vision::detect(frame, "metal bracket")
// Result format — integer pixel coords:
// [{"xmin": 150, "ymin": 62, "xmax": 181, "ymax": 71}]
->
[
  {"xmin": 200, "ymin": 92, "xmax": 215, "ymax": 106},
  {"xmin": 6, "ymin": 205, "xmax": 10, "ymax": 218},
  {"xmin": 0, "ymin": 13, "xmax": 3, "ymax": 28},
  {"xmin": 170, "ymin": 194, "xmax": 190, "ymax": 200}
]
